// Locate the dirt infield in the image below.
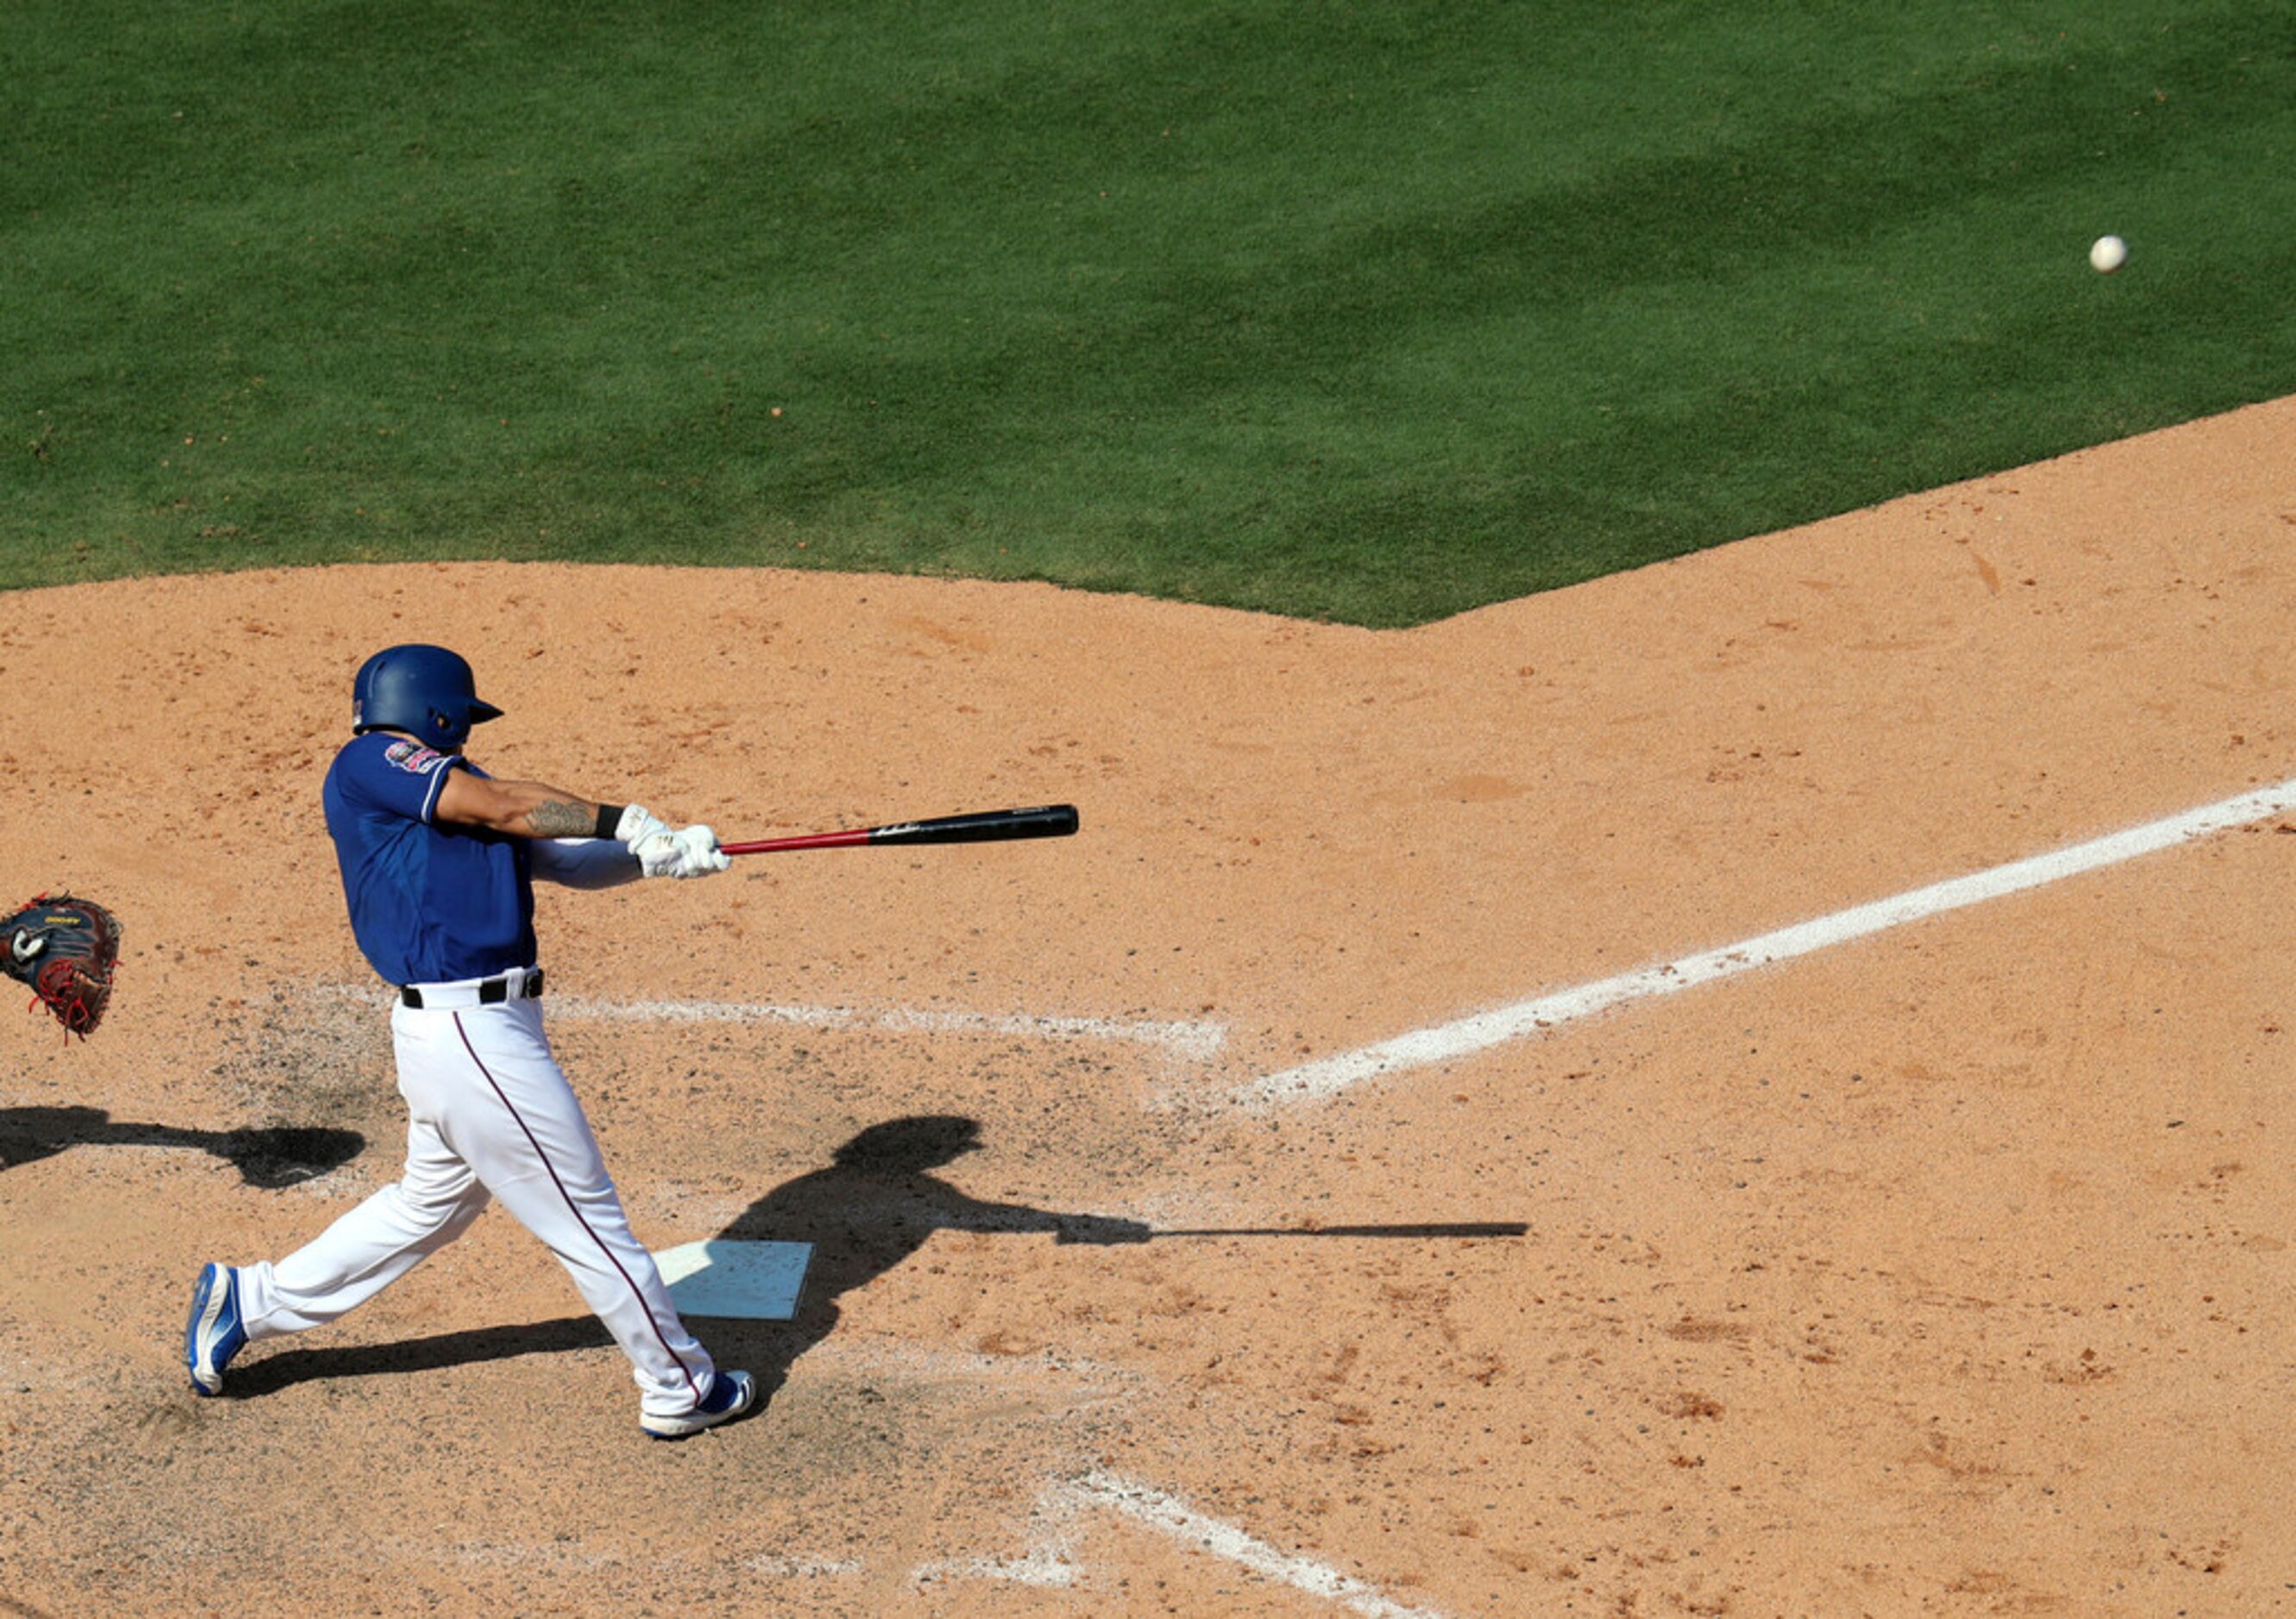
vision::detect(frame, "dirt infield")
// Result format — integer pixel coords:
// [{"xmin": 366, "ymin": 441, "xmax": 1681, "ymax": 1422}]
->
[{"xmin": 3, "ymin": 395, "xmax": 2294, "ymax": 1615}]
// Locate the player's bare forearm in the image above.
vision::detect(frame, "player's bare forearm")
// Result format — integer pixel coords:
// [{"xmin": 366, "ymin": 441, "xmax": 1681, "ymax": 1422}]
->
[
  {"xmin": 521, "ymin": 795, "xmax": 600, "ymax": 837},
  {"xmin": 434, "ymin": 770, "xmax": 616, "ymax": 839}
]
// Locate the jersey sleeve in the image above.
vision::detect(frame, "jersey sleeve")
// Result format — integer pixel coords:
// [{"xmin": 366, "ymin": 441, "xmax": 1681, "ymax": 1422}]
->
[
  {"xmin": 334, "ymin": 734, "xmax": 468, "ymax": 825},
  {"xmin": 528, "ymin": 836, "xmax": 641, "ymax": 890}
]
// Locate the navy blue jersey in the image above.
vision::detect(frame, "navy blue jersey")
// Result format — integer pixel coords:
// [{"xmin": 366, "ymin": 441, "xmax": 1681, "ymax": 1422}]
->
[{"xmin": 322, "ymin": 733, "xmax": 536, "ymax": 985}]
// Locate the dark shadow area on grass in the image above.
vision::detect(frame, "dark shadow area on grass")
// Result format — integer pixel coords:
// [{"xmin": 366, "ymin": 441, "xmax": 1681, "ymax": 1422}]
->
[{"xmin": 0, "ymin": 1105, "xmax": 365, "ymax": 1189}]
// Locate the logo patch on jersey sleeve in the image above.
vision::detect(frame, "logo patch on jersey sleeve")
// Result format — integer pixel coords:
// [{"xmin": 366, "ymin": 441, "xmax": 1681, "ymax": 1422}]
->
[{"xmin": 384, "ymin": 739, "xmax": 447, "ymax": 775}]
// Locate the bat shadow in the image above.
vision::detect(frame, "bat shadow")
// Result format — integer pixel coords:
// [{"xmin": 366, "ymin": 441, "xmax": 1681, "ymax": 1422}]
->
[{"xmin": 0, "ymin": 1105, "xmax": 365, "ymax": 1190}]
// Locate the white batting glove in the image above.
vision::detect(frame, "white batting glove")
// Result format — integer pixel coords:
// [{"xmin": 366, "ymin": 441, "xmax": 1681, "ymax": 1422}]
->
[
  {"xmin": 631, "ymin": 823, "xmax": 730, "ymax": 879},
  {"xmin": 615, "ymin": 803, "xmax": 671, "ymax": 847},
  {"xmin": 666, "ymin": 823, "xmax": 730, "ymax": 878},
  {"xmin": 630, "ymin": 829, "xmax": 684, "ymax": 878}
]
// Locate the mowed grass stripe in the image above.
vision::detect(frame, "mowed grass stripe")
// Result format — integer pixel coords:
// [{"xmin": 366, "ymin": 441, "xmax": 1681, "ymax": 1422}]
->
[{"xmin": 3, "ymin": 2, "xmax": 2293, "ymax": 621}]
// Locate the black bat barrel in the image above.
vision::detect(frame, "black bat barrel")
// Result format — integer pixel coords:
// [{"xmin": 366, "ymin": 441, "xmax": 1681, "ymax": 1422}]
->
[{"xmin": 869, "ymin": 804, "xmax": 1080, "ymax": 846}]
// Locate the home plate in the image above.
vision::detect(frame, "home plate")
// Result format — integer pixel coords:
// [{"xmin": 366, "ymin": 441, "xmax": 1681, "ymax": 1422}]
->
[{"xmin": 653, "ymin": 1241, "xmax": 813, "ymax": 1320}]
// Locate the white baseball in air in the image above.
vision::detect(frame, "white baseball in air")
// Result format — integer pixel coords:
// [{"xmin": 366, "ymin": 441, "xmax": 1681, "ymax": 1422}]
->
[{"xmin": 2089, "ymin": 234, "xmax": 2128, "ymax": 273}]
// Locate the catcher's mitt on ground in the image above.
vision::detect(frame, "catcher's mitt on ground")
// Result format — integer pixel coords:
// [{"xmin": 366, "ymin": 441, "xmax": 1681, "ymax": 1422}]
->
[{"xmin": 3, "ymin": 894, "xmax": 122, "ymax": 1038}]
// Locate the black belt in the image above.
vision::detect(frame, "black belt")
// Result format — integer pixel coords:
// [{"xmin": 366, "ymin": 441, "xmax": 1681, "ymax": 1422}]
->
[{"xmin": 400, "ymin": 969, "xmax": 544, "ymax": 1010}]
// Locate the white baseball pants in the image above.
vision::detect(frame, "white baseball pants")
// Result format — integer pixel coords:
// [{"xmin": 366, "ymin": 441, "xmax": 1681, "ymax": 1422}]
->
[{"xmin": 232, "ymin": 991, "xmax": 715, "ymax": 1420}]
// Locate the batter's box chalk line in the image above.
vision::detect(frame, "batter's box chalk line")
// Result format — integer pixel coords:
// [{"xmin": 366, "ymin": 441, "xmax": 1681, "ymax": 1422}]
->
[
  {"xmin": 1241, "ymin": 773, "xmax": 2296, "ymax": 1107},
  {"xmin": 918, "ymin": 1471, "xmax": 1444, "ymax": 1616},
  {"xmin": 303, "ymin": 985, "xmax": 1226, "ymax": 1064}
]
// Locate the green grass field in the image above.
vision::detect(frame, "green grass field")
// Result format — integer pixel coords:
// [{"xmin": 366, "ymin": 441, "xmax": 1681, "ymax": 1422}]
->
[{"xmin": 4, "ymin": 1, "xmax": 2293, "ymax": 625}]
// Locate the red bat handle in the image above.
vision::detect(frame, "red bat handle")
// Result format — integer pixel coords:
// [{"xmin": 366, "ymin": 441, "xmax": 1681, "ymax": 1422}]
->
[
  {"xmin": 719, "ymin": 828, "xmax": 876, "ymax": 855},
  {"xmin": 722, "ymin": 804, "xmax": 1078, "ymax": 857}
]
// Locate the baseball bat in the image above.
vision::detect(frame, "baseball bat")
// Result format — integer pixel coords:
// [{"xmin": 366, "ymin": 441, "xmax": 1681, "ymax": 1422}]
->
[{"xmin": 721, "ymin": 803, "xmax": 1079, "ymax": 857}]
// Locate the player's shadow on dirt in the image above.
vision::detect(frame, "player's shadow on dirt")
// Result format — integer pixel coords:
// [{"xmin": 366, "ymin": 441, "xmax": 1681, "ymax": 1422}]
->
[
  {"xmin": 223, "ymin": 1113, "xmax": 1526, "ymax": 1400},
  {"xmin": 702, "ymin": 1114, "xmax": 1150, "ymax": 1405},
  {"xmin": 700, "ymin": 1115, "xmax": 1532, "ymax": 1409},
  {"xmin": 0, "ymin": 1105, "xmax": 364, "ymax": 1189},
  {"xmin": 224, "ymin": 1115, "xmax": 1136, "ymax": 1398}
]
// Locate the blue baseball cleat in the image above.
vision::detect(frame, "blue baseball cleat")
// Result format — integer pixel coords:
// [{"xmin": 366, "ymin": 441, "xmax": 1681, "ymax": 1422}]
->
[
  {"xmin": 641, "ymin": 1369, "xmax": 757, "ymax": 1440},
  {"xmin": 184, "ymin": 1262, "xmax": 246, "ymax": 1397}
]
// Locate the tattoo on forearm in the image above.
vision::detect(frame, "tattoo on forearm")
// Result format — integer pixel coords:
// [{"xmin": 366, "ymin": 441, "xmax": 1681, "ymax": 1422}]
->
[{"xmin": 527, "ymin": 799, "xmax": 597, "ymax": 838}]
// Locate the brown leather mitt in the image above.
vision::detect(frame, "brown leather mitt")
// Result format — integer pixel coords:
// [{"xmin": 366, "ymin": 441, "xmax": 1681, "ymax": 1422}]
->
[{"xmin": 3, "ymin": 894, "xmax": 122, "ymax": 1038}]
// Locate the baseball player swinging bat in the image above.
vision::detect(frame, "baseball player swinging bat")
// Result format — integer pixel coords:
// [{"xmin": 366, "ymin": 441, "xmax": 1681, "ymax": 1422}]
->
[{"xmin": 721, "ymin": 803, "xmax": 1079, "ymax": 856}]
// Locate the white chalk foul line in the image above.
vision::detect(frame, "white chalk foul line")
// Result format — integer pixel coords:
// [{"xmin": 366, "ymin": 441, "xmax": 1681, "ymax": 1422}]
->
[
  {"xmin": 1243, "ymin": 775, "xmax": 2296, "ymax": 1106},
  {"xmin": 1070, "ymin": 1472, "xmax": 1444, "ymax": 1618}
]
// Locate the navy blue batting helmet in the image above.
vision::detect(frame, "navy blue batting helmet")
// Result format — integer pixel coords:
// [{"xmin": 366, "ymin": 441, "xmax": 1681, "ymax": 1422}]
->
[{"xmin": 351, "ymin": 645, "xmax": 503, "ymax": 747}]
